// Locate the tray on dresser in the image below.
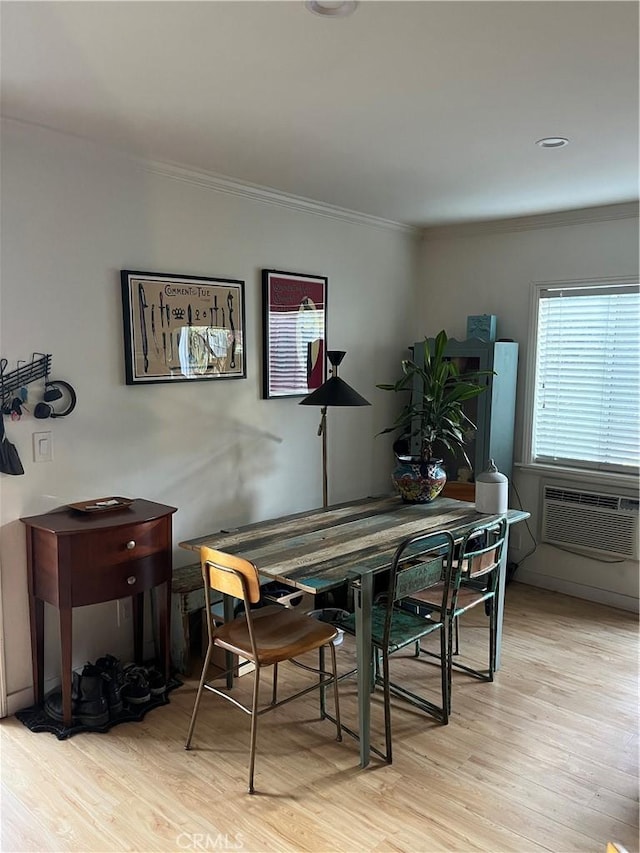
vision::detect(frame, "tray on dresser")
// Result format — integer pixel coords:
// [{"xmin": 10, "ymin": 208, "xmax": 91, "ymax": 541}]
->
[{"xmin": 68, "ymin": 496, "xmax": 133, "ymax": 514}]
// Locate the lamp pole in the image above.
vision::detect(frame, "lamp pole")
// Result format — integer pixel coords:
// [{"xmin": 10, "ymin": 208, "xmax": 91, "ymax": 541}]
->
[
  {"xmin": 300, "ymin": 350, "xmax": 370, "ymax": 510},
  {"xmin": 318, "ymin": 405, "xmax": 328, "ymax": 508}
]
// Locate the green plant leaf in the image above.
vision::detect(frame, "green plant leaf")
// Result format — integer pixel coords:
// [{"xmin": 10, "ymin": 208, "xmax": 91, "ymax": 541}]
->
[{"xmin": 376, "ymin": 330, "xmax": 492, "ymax": 464}]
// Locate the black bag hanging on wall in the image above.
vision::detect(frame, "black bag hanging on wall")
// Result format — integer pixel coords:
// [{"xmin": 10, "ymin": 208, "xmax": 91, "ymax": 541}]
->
[{"xmin": 0, "ymin": 416, "xmax": 24, "ymax": 475}]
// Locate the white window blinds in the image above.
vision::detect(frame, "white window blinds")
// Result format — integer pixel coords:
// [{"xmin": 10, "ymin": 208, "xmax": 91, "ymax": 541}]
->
[{"xmin": 532, "ymin": 283, "xmax": 640, "ymax": 473}]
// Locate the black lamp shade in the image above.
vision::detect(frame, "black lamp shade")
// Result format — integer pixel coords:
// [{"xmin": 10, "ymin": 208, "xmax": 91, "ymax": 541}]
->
[{"xmin": 300, "ymin": 375, "xmax": 370, "ymax": 407}]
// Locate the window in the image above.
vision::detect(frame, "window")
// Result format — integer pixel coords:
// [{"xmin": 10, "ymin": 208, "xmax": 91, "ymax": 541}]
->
[{"xmin": 529, "ymin": 279, "xmax": 639, "ymax": 475}]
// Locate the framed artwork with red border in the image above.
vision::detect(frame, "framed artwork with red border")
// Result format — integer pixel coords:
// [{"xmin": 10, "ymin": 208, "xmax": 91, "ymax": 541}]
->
[{"xmin": 261, "ymin": 269, "xmax": 327, "ymax": 399}]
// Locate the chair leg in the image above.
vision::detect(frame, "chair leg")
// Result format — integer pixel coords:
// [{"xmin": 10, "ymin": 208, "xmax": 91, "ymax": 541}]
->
[
  {"xmin": 446, "ymin": 616, "xmax": 454, "ymax": 715},
  {"xmin": 329, "ymin": 642, "xmax": 342, "ymax": 741},
  {"xmin": 454, "ymin": 615, "xmax": 460, "ymax": 655},
  {"xmin": 248, "ymin": 666, "xmax": 261, "ymax": 795},
  {"xmin": 271, "ymin": 662, "xmax": 278, "ymax": 705},
  {"xmin": 382, "ymin": 649, "xmax": 392, "ymax": 763},
  {"xmin": 319, "ymin": 646, "xmax": 326, "ymax": 719},
  {"xmin": 439, "ymin": 626, "xmax": 449, "ymax": 725},
  {"xmin": 488, "ymin": 599, "xmax": 497, "ymax": 680},
  {"xmin": 185, "ymin": 639, "xmax": 215, "ymax": 749}
]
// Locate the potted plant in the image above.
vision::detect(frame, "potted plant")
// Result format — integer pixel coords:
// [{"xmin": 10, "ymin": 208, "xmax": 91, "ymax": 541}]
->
[{"xmin": 377, "ymin": 329, "xmax": 492, "ymax": 502}]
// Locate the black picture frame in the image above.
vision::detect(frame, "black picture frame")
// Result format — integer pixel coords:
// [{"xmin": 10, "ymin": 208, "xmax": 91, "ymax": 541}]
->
[
  {"xmin": 261, "ymin": 269, "xmax": 327, "ymax": 399},
  {"xmin": 121, "ymin": 270, "xmax": 246, "ymax": 385}
]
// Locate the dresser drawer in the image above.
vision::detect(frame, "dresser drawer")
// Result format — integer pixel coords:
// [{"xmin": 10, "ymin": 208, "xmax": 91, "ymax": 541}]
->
[
  {"xmin": 69, "ymin": 517, "xmax": 169, "ymax": 571},
  {"xmin": 72, "ymin": 553, "xmax": 170, "ymax": 606}
]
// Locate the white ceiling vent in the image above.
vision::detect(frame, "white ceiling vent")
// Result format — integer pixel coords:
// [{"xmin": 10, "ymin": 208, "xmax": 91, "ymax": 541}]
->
[{"xmin": 541, "ymin": 484, "xmax": 639, "ymax": 560}]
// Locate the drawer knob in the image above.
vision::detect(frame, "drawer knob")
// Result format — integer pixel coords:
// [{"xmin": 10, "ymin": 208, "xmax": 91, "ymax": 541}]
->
[
  {"xmin": 126, "ymin": 540, "xmax": 136, "ymax": 550},
  {"xmin": 127, "ymin": 576, "xmax": 137, "ymax": 586}
]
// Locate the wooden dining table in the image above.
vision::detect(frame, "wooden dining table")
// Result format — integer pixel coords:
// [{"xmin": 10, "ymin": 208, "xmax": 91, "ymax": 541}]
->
[{"xmin": 179, "ymin": 494, "xmax": 530, "ymax": 767}]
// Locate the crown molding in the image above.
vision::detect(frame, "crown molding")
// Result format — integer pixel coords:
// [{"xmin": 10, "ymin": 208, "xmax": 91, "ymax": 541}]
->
[
  {"xmin": 421, "ymin": 201, "xmax": 639, "ymax": 240},
  {"xmin": 137, "ymin": 158, "xmax": 418, "ymax": 235},
  {"xmin": 3, "ymin": 117, "xmax": 634, "ymax": 238},
  {"xmin": 1, "ymin": 116, "xmax": 416, "ymax": 235}
]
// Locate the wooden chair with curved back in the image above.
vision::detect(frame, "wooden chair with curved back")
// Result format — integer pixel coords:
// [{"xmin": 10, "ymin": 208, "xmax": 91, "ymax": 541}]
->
[{"xmin": 184, "ymin": 546, "xmax": 342, "ymax": 794}]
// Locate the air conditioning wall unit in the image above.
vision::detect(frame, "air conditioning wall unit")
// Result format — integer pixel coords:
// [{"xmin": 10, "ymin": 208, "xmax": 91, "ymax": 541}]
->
[{"xmin": 541, "ymin": 484, "xmax": 639, "ymax": 560}]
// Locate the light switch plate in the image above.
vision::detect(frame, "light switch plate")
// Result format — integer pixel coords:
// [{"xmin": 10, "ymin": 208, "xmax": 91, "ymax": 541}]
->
[{"xmin": 33, "ymin": 431, "xmax": 53, "ymax": 463}]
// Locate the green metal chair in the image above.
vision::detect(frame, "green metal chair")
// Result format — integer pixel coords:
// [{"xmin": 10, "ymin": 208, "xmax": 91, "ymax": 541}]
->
[
  {"xmin": 184, "ymin": 546, "xmax": 342, "ymax": 794},
  {"xmin": 338, "ymin": 529, "xmax": 459, "ymax": 763},
  {"xmin": 409, "ymin": 517, "xmax": 508, "ymax": 712}
]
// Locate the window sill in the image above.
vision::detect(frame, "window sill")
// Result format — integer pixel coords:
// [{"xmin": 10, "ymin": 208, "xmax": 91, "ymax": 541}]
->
[{"xmin": 514, "ymin": 462, "xmax": 638, "ymax": 492}]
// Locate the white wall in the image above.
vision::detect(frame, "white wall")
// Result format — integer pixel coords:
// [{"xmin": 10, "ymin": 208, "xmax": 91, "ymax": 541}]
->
[
  {"xmin": 418, "ymin": 210, "xmax": 640, "ymax": 611},
  {"xmin": 3, "ymin": 120, "xmax": 637, "ymax": 717},
  {"xmin": 0, "ymin": 120, "xmax": 418, "ymax": 710}
]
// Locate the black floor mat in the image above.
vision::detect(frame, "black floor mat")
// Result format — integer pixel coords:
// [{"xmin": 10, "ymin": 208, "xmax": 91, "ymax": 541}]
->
[{"xmin": 15, "ymin": 675, "xmax": 183, "ymax": 740}]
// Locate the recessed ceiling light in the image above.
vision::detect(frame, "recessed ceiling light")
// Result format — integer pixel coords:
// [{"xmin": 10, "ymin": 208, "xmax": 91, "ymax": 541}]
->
[
  {"xmin": 536, "ymin": 137, "xmax": 570, "ymax": 149},
  {"xmin": 305, "ymin": 1, "xmax": 359, "ymax": 17}
]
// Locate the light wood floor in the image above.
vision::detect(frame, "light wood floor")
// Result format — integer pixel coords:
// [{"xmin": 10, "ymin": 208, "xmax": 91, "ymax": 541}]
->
[{"xmin": 1, "ymin": 583, "xmax": 638, "ymax": 853}]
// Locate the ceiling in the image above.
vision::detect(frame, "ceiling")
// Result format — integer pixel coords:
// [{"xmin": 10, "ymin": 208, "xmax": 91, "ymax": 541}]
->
[{"xmin": 1, "ymin": 1, "xmax": 638, "ymax": 227}]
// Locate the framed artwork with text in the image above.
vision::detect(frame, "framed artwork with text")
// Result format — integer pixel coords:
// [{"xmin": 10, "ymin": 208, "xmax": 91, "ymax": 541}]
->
[{"xmin": 121, "ymin": 270, "xmax": 246, "ymax": 384}]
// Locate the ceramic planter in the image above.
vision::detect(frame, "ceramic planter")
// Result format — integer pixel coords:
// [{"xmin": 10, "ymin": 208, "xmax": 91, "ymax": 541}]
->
[{"xmin": 392, "ymin": 456, "xmax": 447, "ymax": 503}]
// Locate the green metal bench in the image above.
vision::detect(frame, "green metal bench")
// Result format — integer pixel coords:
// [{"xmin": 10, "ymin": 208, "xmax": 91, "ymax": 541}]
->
[{"xmin": 171, "ymin": 563, "xmax": 222, "ymax": 675}]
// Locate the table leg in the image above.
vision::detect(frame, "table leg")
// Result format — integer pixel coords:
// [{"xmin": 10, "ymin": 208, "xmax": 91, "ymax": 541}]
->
[
  {"xmin": 494, "ymin": 527, "xmax": 509, "ymax": 670},
  {"xmin": 355, "ymin": 573, "xmax": 373, "ymax": 768},
  {"xmin": 223, "ymin": 594, "xmax": 234, "ymax": 689},
  {"xmin": 29, "ymin": 596, "xmax": 44, "ymax": 705},
  {"xmin": 59, "ymin": 606, "xmax": 73, "ymax": 726}
]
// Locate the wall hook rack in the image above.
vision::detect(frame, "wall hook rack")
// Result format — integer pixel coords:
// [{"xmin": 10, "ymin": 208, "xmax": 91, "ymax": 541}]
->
[
  {"xmin": 1, "ymin": 354, "xmax": 77, "ymax": 420},
  {"xmin": 0, "ymin": 353, "xmax": 52, "ymax": 406}
]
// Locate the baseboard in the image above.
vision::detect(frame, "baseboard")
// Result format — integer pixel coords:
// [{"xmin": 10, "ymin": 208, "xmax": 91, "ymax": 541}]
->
[
  {"xmin": 6, "ymin": 685, "xmax": 35, "ymax": 717},
  {"xmin": 516, "ymin": 569, "xmax": 639, "ymax": 613}
]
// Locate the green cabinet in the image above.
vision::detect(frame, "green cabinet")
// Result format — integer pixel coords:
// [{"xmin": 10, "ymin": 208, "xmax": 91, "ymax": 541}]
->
[{"xmin": 411, "ymin": 338, "xmax": 519, "ymax": 494}]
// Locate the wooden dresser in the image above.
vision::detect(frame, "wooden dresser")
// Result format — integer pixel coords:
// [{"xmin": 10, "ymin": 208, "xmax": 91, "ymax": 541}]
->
[{"xmin": 21, "ymin": 499, "xmax": 177, "ymax": 725}]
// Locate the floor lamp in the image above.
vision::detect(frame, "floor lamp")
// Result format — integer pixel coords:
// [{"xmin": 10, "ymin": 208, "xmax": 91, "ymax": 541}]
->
[{"xmin": 300, "ymin": 350, "xmax": 370, "ymax": 508}]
